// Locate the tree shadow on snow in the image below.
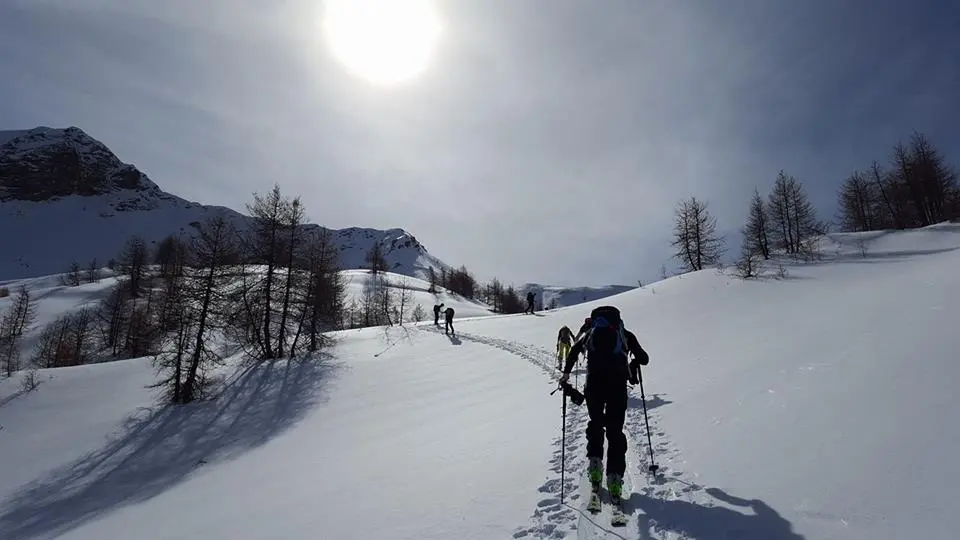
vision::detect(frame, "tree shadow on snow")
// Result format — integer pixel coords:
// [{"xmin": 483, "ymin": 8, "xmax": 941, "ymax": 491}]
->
[
  {"xmin": 0, "ymin": 354, "xmax": 343, "ymax": 540},
  {"xmin": 628, "ymin": 485, "xmax": 805, "ymax": 539}
]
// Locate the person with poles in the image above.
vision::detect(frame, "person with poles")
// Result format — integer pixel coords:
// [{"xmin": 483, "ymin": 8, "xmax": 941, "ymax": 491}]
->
[
  {"xmin": 526, "ymin": 291, "xmax": 536, "ymax": 314},
  {"xmin": 559, "ymin": 305, "xmax": 649, "ymax": 503},
  {"xmin": 556, "ymin": 325, "xmax": 574, "ymax": 370},
  {"xmin": 443, "ymin": 306, "xmax": 456, "ymax": 336}
]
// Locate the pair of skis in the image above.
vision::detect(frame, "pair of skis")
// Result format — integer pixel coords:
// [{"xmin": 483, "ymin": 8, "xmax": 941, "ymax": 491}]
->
[{"xmin": 586, "ymin": 480, "xmax": 627, "ymax": 527}]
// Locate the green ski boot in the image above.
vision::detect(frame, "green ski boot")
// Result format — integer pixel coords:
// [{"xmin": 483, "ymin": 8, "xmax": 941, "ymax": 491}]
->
[
  {"xmin": 588, "ymin": 457, "xmax": 603, "ymax": 489},
  {"xmin": 607, "ymin": 473, "xmax": 627, "ymax": 527},
  {"xmin": 607, "ymin": 473, "xmax": 624, "ymax": 500}
]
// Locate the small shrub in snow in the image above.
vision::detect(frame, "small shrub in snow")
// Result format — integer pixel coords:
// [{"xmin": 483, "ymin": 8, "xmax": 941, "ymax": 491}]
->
[
  {"xmin": 856, "ymin": 239, "xmax": 868, "ymax": 258},
  {"xmin": 412, "ymin": 304, "xmax": 426, "ymax": 323},
  {"xmin": 735, "ymin": 248, "xmax": 760, "ymax": 279},
  {"xmin": 776, "ymin": 263, "xmax": 789, "ymax": 280},
  {"xmin": 20, "ymin": 369, "xmax": 39, "ymax": 392}
]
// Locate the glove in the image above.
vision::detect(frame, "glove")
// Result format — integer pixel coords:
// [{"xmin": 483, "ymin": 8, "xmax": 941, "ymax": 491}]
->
[
  {"xmin": 559, "ymin": 372, "xmax": 569, "ymax": 384},
  {"xmin": 629, "ymin": 359, "xmax": 641, "ymax": 385}
]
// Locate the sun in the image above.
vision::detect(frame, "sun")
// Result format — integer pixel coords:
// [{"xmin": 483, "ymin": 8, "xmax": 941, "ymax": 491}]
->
[{"xmin": 322, "ymin": 0, "xmax": 441, "ymax": 85}]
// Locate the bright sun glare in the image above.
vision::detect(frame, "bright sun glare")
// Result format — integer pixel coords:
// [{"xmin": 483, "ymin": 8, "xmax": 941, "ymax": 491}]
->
[{"xmin": 322, "ymin": 0, "xmax": 441, "ymax": 85}]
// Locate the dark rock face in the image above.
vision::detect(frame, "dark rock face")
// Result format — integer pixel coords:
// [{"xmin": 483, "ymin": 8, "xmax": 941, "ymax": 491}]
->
[{"xmin": 0, "ymin": 126, "xmax": 159, "ymax": 202}]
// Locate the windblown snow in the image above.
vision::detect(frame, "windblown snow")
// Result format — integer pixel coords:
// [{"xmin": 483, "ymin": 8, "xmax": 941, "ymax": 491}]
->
[{"xmin": 1, "ymin": 224, "xmax": 959, "ymax": 540}]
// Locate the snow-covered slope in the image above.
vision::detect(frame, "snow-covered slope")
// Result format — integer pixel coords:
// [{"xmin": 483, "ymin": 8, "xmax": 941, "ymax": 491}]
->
[
  {"xmin": 340, "ymin": 269, "xmax": 495, "ymax": 321},
  {"xmin": 520, "ymin": 283, "xmax": 637, "ymax": 310},
  {"xmin": 0, "ymin": 127, "xmax": 450, "ymax": 281},
  {"xmin": 2, "ymin": 225, "xmax": 958, "ymax": 540},
  {"xmin": 0, "ymin": 268, "xmax": 496, "ymax": 365}
]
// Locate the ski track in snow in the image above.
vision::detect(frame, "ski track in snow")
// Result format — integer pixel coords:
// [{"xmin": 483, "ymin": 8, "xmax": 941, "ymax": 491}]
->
[{"xmin": 426, "ymin": 326, "xmax": 710, "ymax": 540}]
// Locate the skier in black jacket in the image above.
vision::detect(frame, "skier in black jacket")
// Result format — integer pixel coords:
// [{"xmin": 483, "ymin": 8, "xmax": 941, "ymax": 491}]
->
[
  {"xmin": 443, "ymin": 306, "xmax": 455, "ymax": 336},
  {"xmin": 433, "ymin": 303, "xmax": 444, "ymax": 326},
  {"xmin": 559, "ymin": 305, "xmax": 649, "ymax": 501}
]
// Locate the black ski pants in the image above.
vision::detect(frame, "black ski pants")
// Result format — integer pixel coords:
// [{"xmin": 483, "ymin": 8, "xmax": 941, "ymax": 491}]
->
[
  {"xmin": 584, "ymin": 376, "xmax": 628, "ymax": 477},
  {"xmin": 444, "ymin": 316, "xmax": 454, "ymax": 335}
]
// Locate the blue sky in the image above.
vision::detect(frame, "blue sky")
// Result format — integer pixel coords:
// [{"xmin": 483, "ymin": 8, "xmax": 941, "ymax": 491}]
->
[{"xmin": 1, "ymin": 0, "xmax": 958, "ymax": 287}]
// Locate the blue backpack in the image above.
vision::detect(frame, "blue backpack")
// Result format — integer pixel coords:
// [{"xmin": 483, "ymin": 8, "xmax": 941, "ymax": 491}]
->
[{"xmin": 586, "ymin": 306, "xmax": 627, "ymax": 357}]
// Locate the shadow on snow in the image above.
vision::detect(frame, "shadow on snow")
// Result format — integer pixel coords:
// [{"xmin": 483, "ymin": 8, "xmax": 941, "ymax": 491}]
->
[
  {"xmin": 629, "ymin": 485, "xmax": 805, "ymax": 539},
  {"xmin": 628, "ymin": 393, "xmax": 671, "ymax": 411},
  {"xmin": 0, "ymin": 354, "xmax": 343, "ymax": 540}
]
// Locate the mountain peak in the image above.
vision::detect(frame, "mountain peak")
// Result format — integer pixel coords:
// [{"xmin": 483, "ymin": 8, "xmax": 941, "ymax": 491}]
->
[{"xmin": 0, "ymin": 126, "xmax": 159, "ymax": 202}]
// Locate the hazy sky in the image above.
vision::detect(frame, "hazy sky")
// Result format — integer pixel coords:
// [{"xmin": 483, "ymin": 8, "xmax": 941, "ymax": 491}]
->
[{"xmin": 2, "ymin": 1, "xmax": 958, "ymax": 287}]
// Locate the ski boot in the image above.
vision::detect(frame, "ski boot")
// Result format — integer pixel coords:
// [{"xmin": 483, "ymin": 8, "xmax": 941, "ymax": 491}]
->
[
  {"xmin": 607, "ymin": 473, "xmax": 627, "ymax": 526},
  {"xmin": 606, "ymin": 473, "xmax": 624, "ymax": 501},
  {"xmin": 588, "ymin": 457, "xmax": 603, "ymax": 491},
  {"xmin": 586, "ymin": 457, "xmax": 604, "ymax": 513}
]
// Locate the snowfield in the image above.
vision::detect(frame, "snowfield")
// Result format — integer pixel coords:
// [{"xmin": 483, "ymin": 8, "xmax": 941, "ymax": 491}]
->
[{"xmin": 1, "ymin": 224, "xmax": 959, "ymax": 540}]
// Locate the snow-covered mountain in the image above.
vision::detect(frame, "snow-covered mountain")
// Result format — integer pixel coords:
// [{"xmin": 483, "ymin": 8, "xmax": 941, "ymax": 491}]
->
[
  {"xmin": 2, "ymin": 224, "xmax": 958, "ymax": 539},
  {"xmin": 0, "ymin": 126, "xmax": 450, "ymax": 281}
]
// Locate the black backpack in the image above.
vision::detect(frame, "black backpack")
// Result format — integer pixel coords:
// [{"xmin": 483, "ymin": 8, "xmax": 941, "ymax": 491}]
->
[{"xmin": 585, "ymin": 306, "xmax": 627, "ymax": 357}]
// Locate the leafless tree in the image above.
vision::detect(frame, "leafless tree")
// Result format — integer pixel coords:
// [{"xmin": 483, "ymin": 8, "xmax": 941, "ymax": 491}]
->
[
  {"xmin": 446, "ymin": 266, "xmax": 477, "ymax": 299},
  {"xmin": 427, "ymin": 267, "xmax": 438, "ymax": 293},
  {"xmin": 34, "ymin": 308, "xmax": 97, "ymax": 367},
  {"xmin": 151, "ymin": 272, "xmax": 194, "ymax": 403},
  {"xmin": 85, "ymin": 258, "xmax": 101, "ymax": 284},
  {"xmin": 239, "ymin": 184, "xmax": 292, "ymax": 360},
  {"xmin": 837, "ymin": 171, "xmax": 882, "ymax": 232},
  {"xmin": 671, "ymin": 196, "xmax": 725, "ymax": 272},
  {"xmin": 119, "ymin": 235, "xmax": 150, "ymax": 298},
  {"xmin": 181, "ymin": 216, "xmax": 238, "ymax": 402},
  {"xmin": 734, "ymin": 243, "xmax": 760, "ymax": 279},
  {"xmin": 396, "ymin": 277, "xmax": 414, "ymax": 324},
  {"xmin": 868, "ymin": 161, "xmax": 903, "ymax": 229},
  {"xmin": 893, "ymin": 133, "xmax": 958, "ymax": 226},
  {"xmin": 743, "ymin": 187, "xmax": 771, "ymax": 259},
  {"xmin": 366, "ymin": 242, "xmax": 388, "ymax": 275},
  {"xmin": 500, "ymin": 285, "xmax": 525, "ymax": 314},
  {"xmin": 276, "ymin": 198, "xmax": 306, "ymax": 358},
  {"xmin": 59, "ymin": 261, "xmax": 82, "ymax": 287},
  {"xmin": 1, "ymin": 286, "xmax": 36, "ymax": 375},
  {"xmin": 767, "ymin": 171, "xmax": 823, "ymax": 257},
  {"xmin": 96, "ymin": 286, "xmax": 131, "ymax": 357},
  {"xmin": 294, "ymin": 228, "xmax": 345, "ymax": 354},
  {"xmin": 154, "ymin": 235, "xmax": 189, "ymax": 279},
  {"xmin": 484, "ymin": 278, "xmax": 504, "ymax": 312}
]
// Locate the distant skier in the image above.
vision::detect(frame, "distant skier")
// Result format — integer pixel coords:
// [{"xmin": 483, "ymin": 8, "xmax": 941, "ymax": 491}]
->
[
  {"xmin": 560, "ymin": 305, "xmax": 649, "ymax": 502},
  {"xmin": 526, "ymin": 291, "xmax": 536, "ymax": 314},
  {"xmin": 556, "ymin": 325, "xmax": 574, "ymax": 369},
  {"xmin": 444, "ymin": 306, "xmax": 456, "ymax": 335},
  {"xmin": 433, "ymin": 303, "xmax": 444, "ymax": 326}
]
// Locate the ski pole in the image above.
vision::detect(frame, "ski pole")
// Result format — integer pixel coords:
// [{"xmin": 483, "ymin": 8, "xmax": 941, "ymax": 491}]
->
[
  {"xmin": 637, "ymin": 366, "xmax": 660, "ymax": 473},
  {"xmin": 560, "ymin": 386, "xmax": 567, "ymax": 503},
  {"xmin": 550, "ymin": 382, "xmax": 568, "ymax": 503}
]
